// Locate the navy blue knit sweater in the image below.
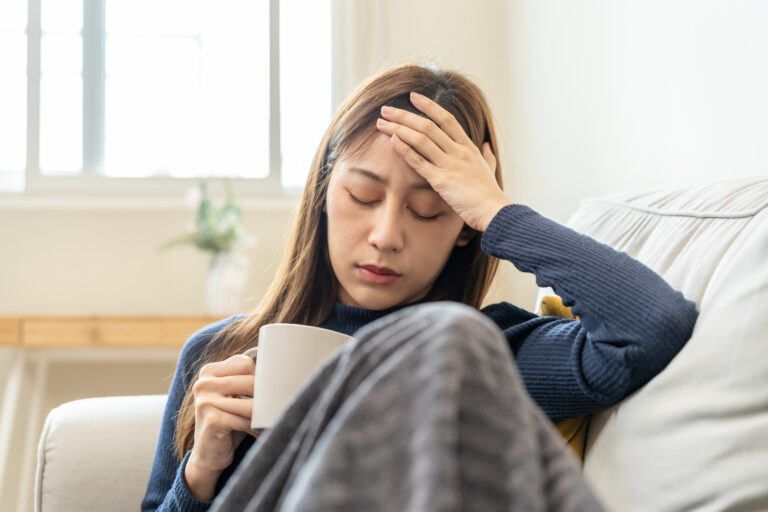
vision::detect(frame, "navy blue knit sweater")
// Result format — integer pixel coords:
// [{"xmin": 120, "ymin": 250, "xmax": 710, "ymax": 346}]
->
[{"xmin": 141, "ymin": 203, "xmax": 699, "ymax": 511}]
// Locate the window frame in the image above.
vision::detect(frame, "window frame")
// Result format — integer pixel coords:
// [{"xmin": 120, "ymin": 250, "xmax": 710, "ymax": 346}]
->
[{"xmin": 17, "ymin": 0, "xmax": 291, "ymax": 199}]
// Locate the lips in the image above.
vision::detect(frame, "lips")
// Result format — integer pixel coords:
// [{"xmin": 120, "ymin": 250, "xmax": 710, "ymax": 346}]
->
[
  {"xmin": 357, "ymin": 264, "xmax": 401, "ymax": 285},
  {"xmin": 358, "ymin": 264, "xmax": 401, "ymax": 276}
]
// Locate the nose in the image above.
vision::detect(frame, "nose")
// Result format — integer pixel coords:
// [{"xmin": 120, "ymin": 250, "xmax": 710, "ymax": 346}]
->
[{"xmin": 368, "ymin": 201, "xmax": 405, "ymax": 253}]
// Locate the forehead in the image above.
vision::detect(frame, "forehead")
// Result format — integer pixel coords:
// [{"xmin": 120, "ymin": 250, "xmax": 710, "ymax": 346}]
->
[{"xmin": 335, "ymin": 132, "xmax": 431, "ymax": 189}]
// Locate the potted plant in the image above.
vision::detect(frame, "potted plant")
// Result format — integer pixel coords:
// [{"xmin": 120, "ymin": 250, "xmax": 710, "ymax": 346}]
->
[{"xmin": 160, "ymin": 180, "xmax": 253, "ymax": 314}]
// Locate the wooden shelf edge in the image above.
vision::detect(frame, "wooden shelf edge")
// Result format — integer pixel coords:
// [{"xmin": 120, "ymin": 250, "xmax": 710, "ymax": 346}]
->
[
  {"xmin": 0, "ymin": 315, "xmax": 226, "ymax": 348},
  {"xmin": 0, "ymin": 317, "xmax": 22, "ymax": 346}
]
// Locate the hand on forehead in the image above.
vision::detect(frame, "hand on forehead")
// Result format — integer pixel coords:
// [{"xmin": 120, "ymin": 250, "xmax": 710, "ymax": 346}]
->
[{"xmin": 374, "ymin": 91, "xmax": 506, "ymax": 233}]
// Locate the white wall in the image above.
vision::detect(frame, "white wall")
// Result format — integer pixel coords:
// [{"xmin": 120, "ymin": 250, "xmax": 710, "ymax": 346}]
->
[{"xmin": 505, "ymin": 0, "xmax": 768, "ymax": 223}]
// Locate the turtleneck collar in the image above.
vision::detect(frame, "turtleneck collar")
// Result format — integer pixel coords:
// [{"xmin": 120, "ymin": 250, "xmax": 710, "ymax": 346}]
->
[{"xmin": 320, "ymin": 299, "xmax": 421, "ymax": 336}]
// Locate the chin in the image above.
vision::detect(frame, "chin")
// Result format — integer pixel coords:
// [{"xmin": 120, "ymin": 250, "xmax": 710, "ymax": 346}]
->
[{"xmin": 347, "ymin": 288, "xmax": 406, "ymax": 311}]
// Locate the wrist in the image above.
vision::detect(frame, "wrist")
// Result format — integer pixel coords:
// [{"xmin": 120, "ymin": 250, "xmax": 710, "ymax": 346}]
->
[
  {"xmin": 184, "ymin": 452, "xmax": 222, "ymax": 502},
  {"xmin": 481, "ymin": 197, "xmax": 512, "ymax": 232}
]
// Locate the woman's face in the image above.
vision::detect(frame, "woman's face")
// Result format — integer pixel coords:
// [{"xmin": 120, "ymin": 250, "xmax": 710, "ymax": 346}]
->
[{"xmin": 325, "ymin": 132, "xmax": 470, "ymax": 310}]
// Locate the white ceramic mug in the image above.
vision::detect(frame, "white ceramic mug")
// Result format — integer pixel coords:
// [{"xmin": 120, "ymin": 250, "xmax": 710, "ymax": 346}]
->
[{"xmin": 250, "ymin": 323, "xmax": 351, "ymax": 430}]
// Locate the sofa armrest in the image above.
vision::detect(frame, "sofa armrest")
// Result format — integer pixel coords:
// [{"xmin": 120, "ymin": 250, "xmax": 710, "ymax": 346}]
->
[{"xmin": 35, "ymin": 395, "xmax": 167, "ymax": 512}]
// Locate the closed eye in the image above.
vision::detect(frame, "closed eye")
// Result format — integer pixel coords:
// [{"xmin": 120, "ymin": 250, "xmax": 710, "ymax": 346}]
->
[
  {"xmin": 348, "ymin": 192, "xmax": 440, "ymax": 222},
  {"xmin": 409, "ymin": 210, "xmax": 440, "ymax": 222},
  {"xmin": 348, "ymin": 192, "xmax": 378, "ymax": 206}
]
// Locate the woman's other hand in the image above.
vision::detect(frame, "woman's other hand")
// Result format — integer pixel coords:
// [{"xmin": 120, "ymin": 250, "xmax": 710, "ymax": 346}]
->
[
  {"xmin": 184, "ymin": 354, "xmax": 257, "ymax": 501},
  {"xmin": 376, "ymin": 91, "xmax": 511, "ymax": 231}
]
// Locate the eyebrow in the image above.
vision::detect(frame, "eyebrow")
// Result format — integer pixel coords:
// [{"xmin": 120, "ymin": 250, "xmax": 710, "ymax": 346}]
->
[{"xmin": 349, "ymin": 167, "xmax": 434, "ymax": 191}]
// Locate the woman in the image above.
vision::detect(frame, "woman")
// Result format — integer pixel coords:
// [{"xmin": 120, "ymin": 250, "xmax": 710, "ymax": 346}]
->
[{"xmin": 142, "ymin": 64, "xmax": 698, "ymax": 511}]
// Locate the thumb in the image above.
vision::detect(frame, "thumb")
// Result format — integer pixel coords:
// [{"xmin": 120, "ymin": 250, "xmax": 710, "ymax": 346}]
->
[{"xmin": 482, "ymin": 142, "xmax": 497, "ymax": 174}]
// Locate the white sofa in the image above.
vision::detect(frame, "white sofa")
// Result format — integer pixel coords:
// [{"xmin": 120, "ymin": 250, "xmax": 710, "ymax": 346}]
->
[
  {"xmin": 538, "ymin": 176, "xmax": 768, "ymax": 511},
  {"xmin": 35, "ymin": 176, "xmax": 768, "ymax": 512},
  {"xmin": 35, "ymin": 395, "xmax": 167, "ymax": 512}
]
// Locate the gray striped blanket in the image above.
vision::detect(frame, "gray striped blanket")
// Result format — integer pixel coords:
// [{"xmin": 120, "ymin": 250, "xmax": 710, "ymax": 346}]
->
[{"xmin": 210, "ymin": 302, "xmax": 604, "ymax": 512}]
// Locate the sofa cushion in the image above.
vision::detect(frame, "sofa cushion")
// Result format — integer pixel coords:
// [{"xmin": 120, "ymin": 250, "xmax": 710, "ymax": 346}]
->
[
  {"xmin": 35, "ymin": 395, "xmax": 167, "ymax": 512},
  {"xmin": 537, "ymin": 176, "xmax": 768, "ymax": 511}
]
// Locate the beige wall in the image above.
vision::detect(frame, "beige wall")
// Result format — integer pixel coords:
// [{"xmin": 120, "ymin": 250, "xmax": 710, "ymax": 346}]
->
[{"xmin": 0, "ymin": 203, "xmax": 296, "ymax": 315}]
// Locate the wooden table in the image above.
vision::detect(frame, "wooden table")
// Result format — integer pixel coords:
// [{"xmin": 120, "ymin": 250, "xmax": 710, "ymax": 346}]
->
[{"xmin": 0, "ymin": 315, "xmax": 222, "ymax": 508}]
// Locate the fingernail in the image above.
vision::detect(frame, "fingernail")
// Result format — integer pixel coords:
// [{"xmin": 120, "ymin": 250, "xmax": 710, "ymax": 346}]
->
[
  {"xmin": 376, "ymin": 118, "xmax": 388, "ymax": 127},
  {"xmin": 381, "ymin": 105, "xmax": 393, "ymax": 115},
  {"xmin": 410, "ymin": 91, "xmax": 423, "ymax": 101}
]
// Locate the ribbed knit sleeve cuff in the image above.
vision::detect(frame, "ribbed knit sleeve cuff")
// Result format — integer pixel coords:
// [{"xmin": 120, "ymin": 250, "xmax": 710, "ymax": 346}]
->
[
  {"xmin": 481, "ymin": 203, "xmax": 538, "ymax": 261},
  {"xmin": 170, "ymin": 451, "xmax": 214, "ymax": 512}
]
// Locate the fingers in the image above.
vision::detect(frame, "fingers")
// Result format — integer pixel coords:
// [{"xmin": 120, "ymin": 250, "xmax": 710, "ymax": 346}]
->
[
  {"xmin": 195, "ymin": 394, "xmax": 254, "ymax": 419},
  {"xmin": 379, "ymin": 105, "xmax": 455, "ymax": 153},
  {"xmin": 390, "ymin": 134, "xmax": 439, "ymax": 182},
  {"xmin": 408, "ymin": 91, "xmax": 473, "ymax": 145},
  {"xmin": 196, "ymin": 407, "xmax": 253, "ymax": 440},
  {"xmin": 377, "ymin": 118, "xmax": 446, "ymax": 166},
  {"xmin": 228, "ymin": 415, "xmax": 252, "ymax": 434},
  {"xmin": 199, "ymin": 354, "xmax": 255, "ymax": 378},
  {"xmin": 193, "ymin": 373, "xmax": 254, "ymax": 398},
  {"xmin": 482, "ymin": 142, "xmax": 497, "ymax": 174}
]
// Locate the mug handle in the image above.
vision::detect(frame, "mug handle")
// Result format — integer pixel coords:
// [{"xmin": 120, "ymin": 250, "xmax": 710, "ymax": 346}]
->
[{"xmin": 235, "ymin": 347, "xmax": 259, "ymax": 400}]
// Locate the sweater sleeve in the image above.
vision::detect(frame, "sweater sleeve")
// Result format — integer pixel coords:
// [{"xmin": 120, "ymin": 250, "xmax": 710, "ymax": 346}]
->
[
  {"xmin": 141, "ymin": 315, "xmax": 243, "ymax": 512},
  {"xmin": 480, "ymin": 204, "xmax": 698, "ymax": 422}
]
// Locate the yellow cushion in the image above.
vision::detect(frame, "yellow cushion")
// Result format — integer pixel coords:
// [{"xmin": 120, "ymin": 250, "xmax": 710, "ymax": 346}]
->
[{"xmin": 537, "ymin": 296, "xmax": 589, "ymax": 462}]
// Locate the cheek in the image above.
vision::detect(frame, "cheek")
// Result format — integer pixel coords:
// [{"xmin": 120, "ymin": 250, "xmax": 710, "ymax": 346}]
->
[
  {"xmin": 326, "ymin": 179, "xmax": 354, "ymax": 219},
  {"xmin": 418, "ymin": 215, "xmax": 465, "ymax": 248},
  {"xmin": 326, "ymin": 188, "xmax": 362, "ymax": 252},
  {"xmin": 327, "ymin": 197, "xmax": 355, "ymax": 223},
  {"xmin": 411, "ymin": 222, "xmax": 464, "ymax": 264}
]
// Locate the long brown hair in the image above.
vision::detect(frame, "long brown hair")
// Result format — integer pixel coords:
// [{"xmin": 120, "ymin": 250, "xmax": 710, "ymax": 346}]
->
[{"xmin": 174, "ymin": 63, "xmax": 504, "ymax": 460}]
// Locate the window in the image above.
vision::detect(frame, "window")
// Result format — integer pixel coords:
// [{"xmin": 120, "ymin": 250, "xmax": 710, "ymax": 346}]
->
[
  {"xmin": 0, "ymin": 0, "xmax": 331, "ymax": 195},
  {"xmin": 0, "ymin": 1, "xmax": 28, "ymax": 192}
]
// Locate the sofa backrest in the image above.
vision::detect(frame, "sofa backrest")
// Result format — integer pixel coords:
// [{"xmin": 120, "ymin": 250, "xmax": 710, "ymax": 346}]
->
[
  {"xmin": 35, "ymin": 394, "xmax": 167, "ymax": 512},
  {"xmin": 537, "ymin": 177, "xmax": 768, "ymax": 511}
]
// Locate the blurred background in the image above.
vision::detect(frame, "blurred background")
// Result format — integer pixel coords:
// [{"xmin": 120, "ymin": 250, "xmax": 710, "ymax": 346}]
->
[
  {"xmin": 2, "ymin": 0, "xmax": 767, "ymax": 316},
  {"xmin": 1, "ymin": 1, "xmax": 766, "ymax": 510}
]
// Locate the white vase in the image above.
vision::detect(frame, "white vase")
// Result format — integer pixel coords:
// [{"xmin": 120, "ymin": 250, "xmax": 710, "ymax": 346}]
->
[{"xmin": 205, "ymin": 251, "xmax": 250, "ymax": 315}]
